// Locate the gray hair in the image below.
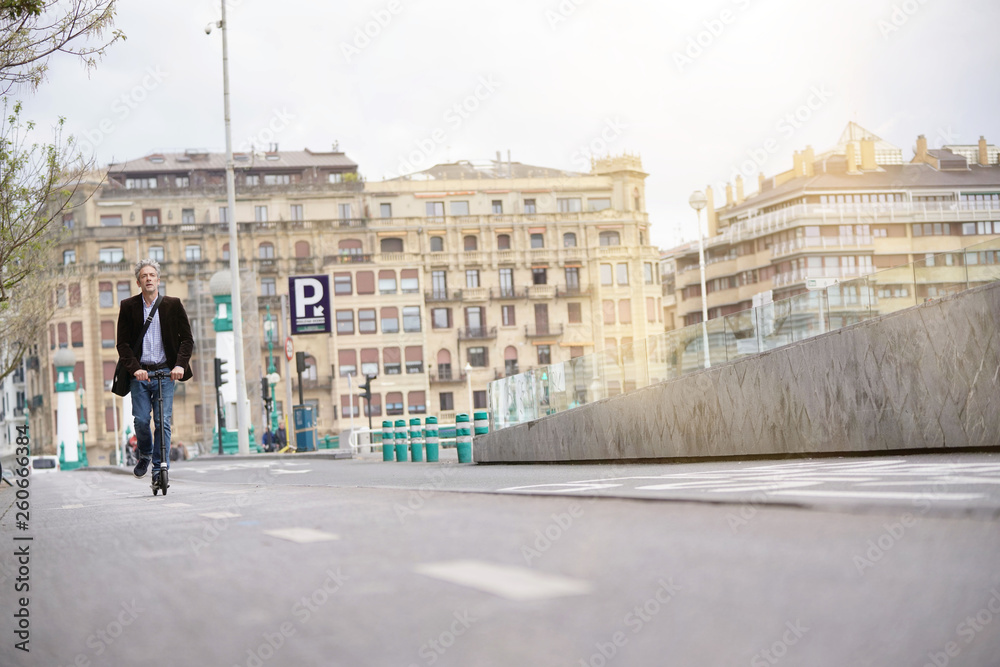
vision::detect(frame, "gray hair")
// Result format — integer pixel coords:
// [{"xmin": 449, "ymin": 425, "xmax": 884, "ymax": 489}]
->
[{"xmin": 134, "ymin": 259, "xmax": 161, "ymax": 281}]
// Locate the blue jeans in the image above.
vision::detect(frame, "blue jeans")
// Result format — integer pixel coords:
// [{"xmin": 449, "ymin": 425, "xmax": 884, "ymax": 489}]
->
[{"xmin": 131, "ymin": 376, "xmax": 175, "ymax": 471}]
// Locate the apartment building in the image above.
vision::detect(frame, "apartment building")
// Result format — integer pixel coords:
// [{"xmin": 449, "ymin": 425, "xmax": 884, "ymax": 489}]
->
[
  {"xmin": 666, "ymin": 122, "xmax": 1000, "ymax": 329},
  {"xmin": 37, "ymin": 150, "xmax": 662, "ymax": 462}
]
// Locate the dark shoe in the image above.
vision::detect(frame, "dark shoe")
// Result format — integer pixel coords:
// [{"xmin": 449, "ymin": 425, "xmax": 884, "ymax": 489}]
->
[
  {"xmin": 133, "ymin": 457, "xmax": 151, "ymax": 478},
  {"xmin": 151, "ymin": 470, "xmax": 169, "ymax": 489}
]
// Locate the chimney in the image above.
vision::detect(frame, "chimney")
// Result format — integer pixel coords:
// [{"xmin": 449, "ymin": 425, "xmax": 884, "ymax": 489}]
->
[
  {"xmin": 705, "ymin": 186, "xmax": 718, "ymax": 237},
  {"xmin": 803, "ymin": 146, "xmax": 815, "ymax": 177},
  {"xmin": 758, "ymin": 171, "xmax": 765, "ymax": 191},
  {"xmin": 793, "ymin": 151, "xmax": 803, "ymax": 177},
  {"xmin": 846, "ymin": 143, "xmax": 859, "ymax": 174},
  {"xmin": 725, "ymin": 182, "xmax": 734, "ymax": 207},
  {"xmin": 979, "ymin": 136, "xmax": 989, "ymax": 166},
  {"xmin": 915, "ymin": 134, "xmax": 928, "ymax": 162},
  {"xmin": 860, "ymin": 139, "xmax": 876, "ymax": 171},
  {"xmin": 735, "ymin": 175, "xmax": 745, "ymax": 204}
]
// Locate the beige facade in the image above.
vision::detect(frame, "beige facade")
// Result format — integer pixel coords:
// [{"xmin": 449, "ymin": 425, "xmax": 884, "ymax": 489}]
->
[
  {"xmin": 34, "ymin": 151, "xmax": 663, "ymax": 461},
  {"xmin": 664, "ymin": 123, "xmax": 1000, "ymax": 330}
]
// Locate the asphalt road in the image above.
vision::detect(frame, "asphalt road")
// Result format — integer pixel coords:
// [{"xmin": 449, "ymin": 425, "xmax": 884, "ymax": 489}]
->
[{"xmin": 2, "ymin": 453, "xmax": 999, "ymax": 667}]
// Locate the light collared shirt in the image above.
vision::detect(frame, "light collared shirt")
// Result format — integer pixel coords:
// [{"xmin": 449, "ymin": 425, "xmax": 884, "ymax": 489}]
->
[{"xmin": 140, "ymin": 297, "xmax": 167, "ymax": 366}]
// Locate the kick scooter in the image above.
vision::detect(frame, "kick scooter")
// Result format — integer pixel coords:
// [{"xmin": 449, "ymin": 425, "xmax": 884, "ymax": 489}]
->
[{"xmin": 149, "ymin": 369, "xmax": 171, "ymax": 496}]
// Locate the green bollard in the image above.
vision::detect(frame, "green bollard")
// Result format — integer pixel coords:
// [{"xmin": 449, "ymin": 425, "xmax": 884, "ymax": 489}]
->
[
  {"xmin": 424, "ymin": 416, "xmax": 439, "ymax": 463},
  {"xmin": 381, "ymin": 420, "xmax": 394, "ymax": 462},
  {"xmin": 474, "ymin": 411, "xmax": 489, "ymax": 436},
  {"xmin": 394, "ymin": 419, "xmax": 408, "ymax": 461},
  {"xmin": 456, "ymin": 413, "xmax": 472, "ymax": 463},
  {"xmin": 409, "ymin": 417, "xmax": 424, "ymax": 462}
]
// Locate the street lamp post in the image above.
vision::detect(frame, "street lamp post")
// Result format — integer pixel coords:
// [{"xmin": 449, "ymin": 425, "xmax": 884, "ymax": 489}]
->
[
  {"xmin": 689, "ymin": 191, "xmax": 711, "ymax": 369},
  {"xmin": 464, "ymin": 362, "xmax": 473, "ymax": 414},
  {"xmin": 264, "ymin": 306, "xmax": 279, "ymax": 432},
  {"xmin": 76, "ymin": 387, "xmax": 89, "ymax": 468},
  {"xmin": 207, "ymin": 1, "xmax": 250, "ymax": 455}
]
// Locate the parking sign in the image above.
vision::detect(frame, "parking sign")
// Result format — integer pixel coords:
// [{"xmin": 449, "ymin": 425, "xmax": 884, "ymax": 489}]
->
[{"xmin": 289, "ymin": 275, "xmax": 331, "ymax": 334}]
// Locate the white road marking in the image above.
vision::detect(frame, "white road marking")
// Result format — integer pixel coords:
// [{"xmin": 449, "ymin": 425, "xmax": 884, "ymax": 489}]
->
[
  {"xmin": 199, "ymin": 511, "xmax": 241, "ymax": 519},
  {"xmin": 272, "ymin": 469, "xmax": 311, "ymax": 475},
  {"xmin": 60, "ymin": 504, "xmax": 85, "ymax": 509},
  {"xmin": 263, "ymin": 528, "xmax": 339, "ymax": 543},
  {"xmin": 415, "ymin": 560, "xmax": 592, "ymax": 601},
  {"xmin": 163, "ymin": 502, "xmax": 192, "ymax": 507}
]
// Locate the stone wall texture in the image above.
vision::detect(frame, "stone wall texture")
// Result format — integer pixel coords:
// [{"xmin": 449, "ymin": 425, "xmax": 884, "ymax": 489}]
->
[{"xmin": 475, "ymin": 281, "xmax": 1000, "ymax": 462}]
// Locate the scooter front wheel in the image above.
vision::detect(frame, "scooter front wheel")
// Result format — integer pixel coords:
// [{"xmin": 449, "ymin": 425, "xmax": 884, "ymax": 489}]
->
[{"xmin": 160, "ymin": 470, "xmax": 169, "ymax": 495}]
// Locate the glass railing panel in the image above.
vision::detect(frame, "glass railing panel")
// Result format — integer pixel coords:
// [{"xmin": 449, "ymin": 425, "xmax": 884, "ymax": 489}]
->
[
  {"xmin": 964, "ymin": 237, "xmax": 1000, "ymax": 286},
  {"xmin": 866, "ymin": 264, "xmax": 917, "ymax": 317},
  {"xmin": 825, "ymin": 276, "xmax": 875, "ymax": 330},
  {"xmin": 724, "ymin": 307, "xmax": 759, "ymax": 361},
  {"xmin": 912, "ymin": 250, "xmax": 969, "ymax": 304}
]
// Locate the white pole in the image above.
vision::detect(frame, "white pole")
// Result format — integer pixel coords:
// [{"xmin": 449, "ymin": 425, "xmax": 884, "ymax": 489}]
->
[
  {"xmin": 220, "ymin": 0, "xmax": 250, "ymax": 455},
  {"xmin": 348, "ymin": 373, "xmax": 355, "ymax": 435}
]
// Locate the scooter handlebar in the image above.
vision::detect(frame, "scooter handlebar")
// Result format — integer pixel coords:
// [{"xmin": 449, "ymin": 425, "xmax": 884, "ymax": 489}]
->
[{"xmin": 148, "ymin": 369, "xmax": 172, "ymax": 379}]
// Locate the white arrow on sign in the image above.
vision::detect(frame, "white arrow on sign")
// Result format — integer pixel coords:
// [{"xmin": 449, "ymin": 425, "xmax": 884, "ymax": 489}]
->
[{"xmin": 294, "ymin": 278, "xmax": 324, "ymax": 317}]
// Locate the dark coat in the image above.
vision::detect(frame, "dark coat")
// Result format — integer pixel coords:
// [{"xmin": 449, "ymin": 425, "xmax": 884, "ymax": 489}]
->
[{"xmin": 116, "ymin": 294, "xmax": 195, "ymax": 381}]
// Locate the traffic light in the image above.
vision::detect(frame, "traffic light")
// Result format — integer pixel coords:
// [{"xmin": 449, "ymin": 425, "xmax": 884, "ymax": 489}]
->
[
  {"xmin": 214, "ymin": 358, "xmax": 229, "ymax": 388},
  {"xmin": 359, "ymin": 374, "xmax": 374, "ymax": 402},
  {"xmin": 261, "ymin": 377, "xmax": 271, "ymax": 409},
  {"xmin": 295, "ymin": 351, "xmax": 306, "ymax": 374}
]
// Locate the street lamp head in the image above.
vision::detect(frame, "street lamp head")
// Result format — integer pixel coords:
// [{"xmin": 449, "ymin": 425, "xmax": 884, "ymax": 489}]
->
[
  {"xmin": 205, "ymin": 20, "xmax": 221, "ymax": 35},
  {"xmin": 688, "ymin": 190, "xmax": 708, "ymax": 211}
]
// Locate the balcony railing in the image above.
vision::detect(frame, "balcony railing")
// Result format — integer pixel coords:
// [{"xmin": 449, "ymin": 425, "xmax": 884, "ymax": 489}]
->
[
  {"xmin": 524, "ymin": 323, "xmax": 564, "ymax": 338},
  {"xmin": 556, "ymin": 285, "xmax": 589, "ymax": 297},
  {"xmin": 429, "ymin": 370, "xmax": 467, "ymax": 384},
  {"xmin": 493, "ymin": 286, "xmax": 525, "ymax": 300},
  {"xmin": 458, "ymin": 326, "xmax": 498, "ymax": 340},
  {"xmin": 425, "ymin": 290, "xmax": 461, "ymax": 302},
  {"xmin": 528, "ymin": 285, "xmax": 556, "ymax": 299},
  {"xmin": 323, "ymin": 253, "xmax": 373, "ymax": 265}
]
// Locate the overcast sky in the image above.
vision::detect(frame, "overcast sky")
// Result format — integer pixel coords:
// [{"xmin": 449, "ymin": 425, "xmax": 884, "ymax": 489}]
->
[{"xmin": 17, "ymin": 0, "xmax": 1000, "ymax": 249}]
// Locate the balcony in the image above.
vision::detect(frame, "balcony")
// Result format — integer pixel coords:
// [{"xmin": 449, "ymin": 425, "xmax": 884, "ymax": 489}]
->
[
  {"xmin": 493, "ymin": 286, "xmax": 525, "ymax": 300},
  {"xmin": 97, "ymin": 261, "xmax": 131, "ymax": 274},
  {"xmin": 429, "ymin": 370, "xmax": 467, "ymax": 384},
  {"xmin": 528, "ymin": 285, "xmax": 556, "ymax": 299},
  {"xmin": 324, "ymin": 253, "xmax": 373, "ymax": 265},
  {"xmin": 458, "ymin": 326, "xmax": 498, "ymax": 340},
  {"xmin": 294, "ymin": 257, "xmax": 317, "ymax": 273},
  {"xmin": 771, "ymin": 235, "xmax": 875, "ymax": 258},
  {"xmin": 461, "ymin": 251, "xmax": 487, "ymax": 265},
  {"xmin": 424, "ymin": 290, "xmax": 461, "ymax": 303},
  {"xmin": 556, "ymin": 285, "xmax": 590, "ymax": 297},
  {"xmin": 256, "ymin": 258, "xmax": 279, "ymax": 274},
  {"xmin": 461, "ymin": 287, "xmax": 490, "ymax": 301},
  {"xmin": 597, "ymin": 246, "xmax": 632, "ymax": 259},
  {"xmin": 524, "ymin": 323, "xmax": 564, "ymax": 338}
]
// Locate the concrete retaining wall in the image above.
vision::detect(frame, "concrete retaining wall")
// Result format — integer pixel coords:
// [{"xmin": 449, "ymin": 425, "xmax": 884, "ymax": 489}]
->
[{"xmin": 475, "ymin": 281, "xmax": 1000, "ymax": 462}]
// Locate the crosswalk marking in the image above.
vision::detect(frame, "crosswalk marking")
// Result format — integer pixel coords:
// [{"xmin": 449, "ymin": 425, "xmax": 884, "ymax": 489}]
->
[
  {"xmin": 415, "ymin": 560, "xmax": 592, "ymax": 600},
  {"xmin": 263, "ymin": 527, "xmax": 339, "ymax": 543}
]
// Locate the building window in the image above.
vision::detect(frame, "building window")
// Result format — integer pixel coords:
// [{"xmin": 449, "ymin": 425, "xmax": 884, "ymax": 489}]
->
[
  {"xmin": 381, "ymin": 307, "xmax": 399, "ymax": 333},
  {"xmin": 63, "ymin": 249, "xmax": 76, "ymax": 264},
  {"xmin": 502, "ymin": 305, "xmax": 515, "ymax": 326},
  {"xmin": 99, "ymin": 247, "xmax": 124, "ymax": 264},
  {"xmin": 603, "ymin": 300, "xmax": 615, "ymax": 325},
  {"xmin": 402, "ymin": 306, "xmax": 421, "ymax": 332},
  {"xmin": 497, "ymin": 234, "xmax": 511, "ymax": 250},
  {"xmin": 246, "ymin": 174, "xmax": 259, "ymax": 186},
  {"xmin": 259, "ymin": 242, "xmax": 275, "ymax": 259},
  {"xmin": 358, "ymin": 309, "xmax": 376, "ymax": 333},
  {"xmin": 565, "ymin": 267, "xmax": 580, "ymax": 291},
  {"xmin": 599, "ymin": 231, "xmax": 621, "ymax": 247},
  {"xmin": 644, "ymin": 263, "xmax": 654, "ymax": 284},
  {"xmin": 385, "ymin": 392, "xmax": 404, "ymax": 416},
  {"xmin": 361, "ymin": 350, "xmax": 379, "ymax": 377},
  {"xmin": 380, "ymin": 237, "xmax": 403, "ymax": 253},
  {"xmin": 255, "ymin": 205, "xmax": 268, "ymax": 222},
  {"xmin": 600, "ymin": 264, "xmax": 613, "ymax": 285},
  {"xmin": 99, "ymin": 282, "xmax": 113, "ymax": 308},
  {"xmin": 504, "ymin": 347, "xmax": 519, "ymax": 376},
  {"xmin": 378, "ymin": 270, "xmax": 397, "ymax": 294},
  {"xmin": 339, "ymin": 203, "xmax": 352, "ymax": 219},
  {"xmin": 464, "ymin": 235, "xmax": 478, "ymax": 251},
  {"xmin": 264, "ymin": 174, "xmax": 291, "ymax": 185},
  {"xmin": 537, "ymin": 345, "xmax": 551, "ymax": 365},
  {"xmin": 334, "ymin": 273, "xmax": 352, "ymax": 295},
  {"xmin": 336, "ymin": 310, "xmax": 354, "ymax": 335},
  {"xmin": 181, "ymin": 208, "xmax": 195, "ymax": 224},
  {"xmin": 563, "ymin": 232, "xmax": 577, "ymax": 247},
  {"xmin": 261, "ymin": 278, "xmax": 276, "ymax": 296},
  {"xmin": 295, "ymin": 241, "xmax": 311, "ymax": 257},
  {"xmin": 328, "ymin": 172, "xmax": 344, "ymax": 184},
  {"xmin": 125, "ymin": 177, "xmax": 156, "ymax": 189},
  {"xmin": 219, "ymin": 207, "xmax": 229, "ymax": 223},
  {"xmin": 530, "ymin": 233, "xmax": 545, "ymax": 249},
  {"xmin": 439, "ymin": 392, "xmax": 454, "ymax": 411},
  {"xmin": 290, "ymin": 204, "xmax": 303, "ymax": 221},
  {"xmin": 912, "ymin": 223, "xmax": 954, "ymax": 236},
  {"xmin": 473, "ymin": 390, "xmax": 487, "ymax": 409},
  {"xmin": 450, "ymin": 201, "xmax": 470, "ymax": 216},
  {"xmin": 588, "ymin": 197, "xmax": 611, "ymax": 211},
  {"xmin": 466, "ymin": 270, "xmax": 480, "ymax": 288},
  {"xmin": 56, "ymin": 285, "xmax": 66, "ymax": 308},
  {"xmin": 430, "ymin": 236, "xmax": 444, "ymax": 252},
  {"xmin": 492, "ymin": 200, "xmax": 503, "ymax": 214},
  {"xmin": 568, "ymin": 302, "xmax": 582, "ymax": 323},
  {"xmin": 432, "ymin": 308, "xmax": 452, "ymax": 329},
  {"xmin": 467, "ymin": 347, "xmax": 488, "ymax": 367},
  {"xmin": 380, "ymin": 203, "xmax": 392, "ymax": 218},
  {"xmin": 63, "ymin": 213, "xmax": 74, "ymax": 229},
  {"xmin": 400, "ymin": 270, "xmax": 419, "ymax": 294},
  {"xmin": 221, "ymin": 243, "xmax": 229, "ymax": 261},
  {"xmin": 499, "ymin": 268, "xmax": 514, "ymax": 296},
  {"xmin": 558, "ymin": 198, "xmax": 581, "ymax": 213},
  {"xmin": 406, "ymin": 347, "xmax": 424, "ymax": 374},
  {"xmin": 616, "ymin": 263, "xmax": 629, "ymax": 285},
  {"xmin": 384, "ymin": 348, "xmax": 401, "ymax": 375},
  {"xmin": 431, "ymin": 271, "xmax": 447, "ymax": 298},
  {"xmin": 116, "ymin": 281, "xmax": 130, "ymax": 304},
  {"xmin": 408, "ymin": 391, "xmax": 426, "ymax": 413},
  {"xmin": 570, "ymin": 346, "xmax": 584, "ymax": 358},
  {"xmin": 185, "ymin": 245, "xmax": 202, "ymax": 261},
  {"xmin": 618, "ymin": 299, "xmax": 631, "ymax": 324},
  {"xmin": 524, "ymin": 199, "xmax": 536, "ymax": 214},
  {"xmin": 101, "ymin": 321, "xmax": 115, "ymax": 348},
  {"xmin": 143, "ymin": 209, "xmax": 160, "ymax": 226},
  {"xmin": 356, "ymin": 270, "xmax": 374, "ymax": 294},
  {"xmin": 426, "ymin": 201, "xmax": 444, "ymax": 218},
  {"xmin": 532, "ymin": 268, "xmax": 547, "ymax": 285},
  {"xmin": 100, "ymin": 215, "xmax": 123, "ymax": 227}
]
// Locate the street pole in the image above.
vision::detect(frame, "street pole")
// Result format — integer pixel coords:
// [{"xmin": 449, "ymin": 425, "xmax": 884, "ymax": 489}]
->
[
  {"xmin": 465, "ymin": 362, "xmax": 473, "ymax": 413},
  {"xmin": 689, "ymin": 191, "xmax": 711, "ymax": 369},
  {"xmin": 217, "ymin": 0, "xmax": 250, "ymax": 455}
]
